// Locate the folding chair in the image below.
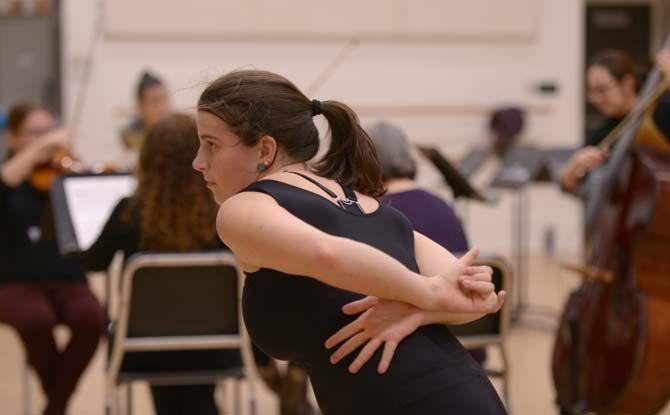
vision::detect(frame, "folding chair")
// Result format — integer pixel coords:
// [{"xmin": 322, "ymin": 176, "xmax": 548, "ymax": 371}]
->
[
  {"xmin": 448, "ymin": 254, "xmax": 513, "ymax": 409},
  {"xmin": 105, "ymin": 251, "xmax": 257, "ymax": 415}
]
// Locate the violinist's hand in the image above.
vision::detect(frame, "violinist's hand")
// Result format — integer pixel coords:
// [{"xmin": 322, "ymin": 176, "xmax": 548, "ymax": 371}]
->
[
  {"xmin": 36, "ymin": 128, "xmax": 73, "ymax": 163},
  {"xmin": 657, "ymin": 50, "xmax": 670, "ymax": 80}
]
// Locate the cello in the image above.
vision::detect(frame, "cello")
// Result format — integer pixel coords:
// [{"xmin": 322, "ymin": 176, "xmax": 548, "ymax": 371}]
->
[{"xmin": 552, "ymin": 36, "xmax": 670, "ymax": 415}]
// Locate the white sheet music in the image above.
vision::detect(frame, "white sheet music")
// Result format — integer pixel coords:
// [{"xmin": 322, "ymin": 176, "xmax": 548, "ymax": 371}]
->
[{"xmin": 63, "ymin": 175, "xmax": 137, "ymax": 251}]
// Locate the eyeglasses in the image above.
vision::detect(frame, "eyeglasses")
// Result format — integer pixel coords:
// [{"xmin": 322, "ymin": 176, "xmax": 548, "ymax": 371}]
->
[{"xmin": 587, "ymin": 80, "xmax": 618, "ymax": 98}]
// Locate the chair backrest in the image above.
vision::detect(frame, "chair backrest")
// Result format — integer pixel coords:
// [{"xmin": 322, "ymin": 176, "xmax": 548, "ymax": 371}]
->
[
  {"xmin": 108, "ymin": 251, "xmax": 249, "ymax": 373},
  {"xmin": 106, "ymin": 251, "xmax": 262, "ymax": 391},
  {"xmin": 447, "ymin": 254, "xmax": 512, "ymax": 343},
  {"xmin": 126, "ymin": 256, "xmax": 238, "ymax": 338}
]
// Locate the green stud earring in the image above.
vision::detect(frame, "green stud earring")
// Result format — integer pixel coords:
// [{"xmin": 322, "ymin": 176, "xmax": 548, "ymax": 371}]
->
[{"xmin": 257, "ymin": 163, "xmax": 267, "ymax": 172}]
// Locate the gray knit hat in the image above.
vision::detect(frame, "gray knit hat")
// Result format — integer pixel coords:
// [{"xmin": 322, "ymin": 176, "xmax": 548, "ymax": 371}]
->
[{"xmin": 366, "ymin": 121, "xmax": 417, "ymax": 180}]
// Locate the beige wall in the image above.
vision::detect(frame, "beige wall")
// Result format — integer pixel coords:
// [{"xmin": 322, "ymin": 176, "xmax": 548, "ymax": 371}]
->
[
  {"xmin": 62, "ymin": 0, "xmax": 584, "ymax": 256},
  {"xmin": 104, "ymin": 0, "xmax": 538, "ymax": 41}
]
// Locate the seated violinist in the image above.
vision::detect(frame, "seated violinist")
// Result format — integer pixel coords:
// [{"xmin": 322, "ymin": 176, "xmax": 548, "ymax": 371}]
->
[{"xmin": 0, "ymin": 102, "xmax": 106, "ymax": 415}]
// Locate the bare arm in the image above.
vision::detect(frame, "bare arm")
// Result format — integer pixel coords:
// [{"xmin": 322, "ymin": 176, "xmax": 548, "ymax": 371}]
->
[
  {"xmin": 324, "ymin": 234, "xmax": 503, "ymax": 374},
  {"xmin": 413, "ymin": 231, "xmax": 490, "ymax": 325},
  {"xmin": 320, "ymin": 222, "xmax": 504, "ymax": 374},
  {"xmin": 217, "ymin": 191, "xmax": 438, "ymax": 310},
  {"xmin": 0, "ymin": 129, "xmax": 71, "ymax": 188}
]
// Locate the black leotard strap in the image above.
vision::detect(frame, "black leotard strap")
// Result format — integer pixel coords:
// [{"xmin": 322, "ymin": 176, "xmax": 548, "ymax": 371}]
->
[
  {"xmin": 339, "ymin": 184, "xmax": 358, "ymax": 201},
  {"xmin": 286, "ymin": 171, "xmax": 338, "ymax": 198},
  {"xmin": 286, "ymin": 171, "xmax": 365, "ymax": 215}
]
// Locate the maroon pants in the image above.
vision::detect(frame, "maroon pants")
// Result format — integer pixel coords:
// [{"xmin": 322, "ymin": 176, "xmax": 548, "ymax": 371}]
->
[{"xmin": 0, "ymin": 281, "xmax": 106, "ymax": 415}]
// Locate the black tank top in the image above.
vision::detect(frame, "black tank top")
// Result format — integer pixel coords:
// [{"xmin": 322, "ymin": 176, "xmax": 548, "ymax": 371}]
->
[{"xmin": 240, "ymin": 177, "xmax": 484, "ymax": 414}]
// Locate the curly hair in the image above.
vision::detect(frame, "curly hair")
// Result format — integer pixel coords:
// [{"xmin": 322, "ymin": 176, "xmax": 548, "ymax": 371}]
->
[{"xmin": 124, "ymin": 113, "xmax": 219, "ymax": 251}]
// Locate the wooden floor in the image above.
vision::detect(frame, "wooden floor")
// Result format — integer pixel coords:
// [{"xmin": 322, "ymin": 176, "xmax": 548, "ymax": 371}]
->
[{"xmin": 1, "ymin": 254, "xmax": 669, "ymax": 415}]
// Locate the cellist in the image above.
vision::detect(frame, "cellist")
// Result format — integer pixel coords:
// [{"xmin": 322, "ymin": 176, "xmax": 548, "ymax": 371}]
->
[
  {"xmin": 560, "ymin": 49, "xmax": 670, "ymax": 192},
  {"xmin": 556, "ymin": 49, "xmax": 670, "ymax": 415}
]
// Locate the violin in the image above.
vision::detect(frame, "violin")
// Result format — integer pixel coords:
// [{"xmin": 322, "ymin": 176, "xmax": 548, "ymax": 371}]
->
[{"xmin": 30, "ymin": 148, "xmax": 115, "ymax": 193}]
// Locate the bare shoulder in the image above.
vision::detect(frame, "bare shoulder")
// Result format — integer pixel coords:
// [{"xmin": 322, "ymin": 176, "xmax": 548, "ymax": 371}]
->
[{"xmin": 217, "ymin": 191, "xmax": 279, "ymax": 230}]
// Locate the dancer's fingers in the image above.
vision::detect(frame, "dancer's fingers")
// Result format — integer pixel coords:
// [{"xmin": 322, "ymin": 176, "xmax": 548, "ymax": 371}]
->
[
  {"xmin": 342, "ymin": 296, "xmax": 379, "ymax": 315},
  {"xmin": 325, "ymin": 318, "xmax": 362, "ymax": 349},
  {"xmin": 330, "ymin": 331, "xmax": 368, "ymax": 364},
  {"xmin": 457, "ymin": 247, "xmax": 480, "ymax": 267},
  {"xmin": 377, "ymin": 341, "xmax": 398, "ymax": 374},
  {"xmin": 349, "ymin": 338, "xmax": 383, "ymax": 374},
  {"xmin": 460, "ymin": 280, "xmax": 496, "ymax": 295},
  {"xmin": 464, "ymin": 266, "xmax": 492, "ymax": 278}
]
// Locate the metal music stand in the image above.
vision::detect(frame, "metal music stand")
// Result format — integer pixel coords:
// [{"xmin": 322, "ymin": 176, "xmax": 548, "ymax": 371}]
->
[{"xmin": 489, "ymin": 146, "xmax": 576, "ymax": 329}]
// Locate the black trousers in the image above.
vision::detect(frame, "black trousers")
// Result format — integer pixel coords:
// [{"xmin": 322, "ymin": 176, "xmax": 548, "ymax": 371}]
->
[
  {"xmin": 151, "ymin": 384, "xmax": 218, "ymax": 415},
  {"xmin": 390, "ymin": 373, "xmax": 508, "ymax": 415}
]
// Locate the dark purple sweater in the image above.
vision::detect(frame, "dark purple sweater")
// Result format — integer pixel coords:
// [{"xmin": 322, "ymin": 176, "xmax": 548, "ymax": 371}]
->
[{"xmin": 383, "ymin": 188, "xmax": 469, "ymax": 254}]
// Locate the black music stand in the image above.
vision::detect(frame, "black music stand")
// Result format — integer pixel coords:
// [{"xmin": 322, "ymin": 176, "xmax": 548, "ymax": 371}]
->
[
  {"xmin": 418, "ymin": 146, "xmax": 497, "ymax": 204},
  {"xmin": 458, "ymin": 148, "xmax": 491, "ymax": 179},
  {"xmin": 50, "ymin": 173, "xmax": 136, "ymax": 256},
  {"xmin": 544, "ymin": 148, "xmax": 576, "ymax": 184},
  {"xmin": 490, "ymin": 146, "xmax": 575, "ymax": 327}
]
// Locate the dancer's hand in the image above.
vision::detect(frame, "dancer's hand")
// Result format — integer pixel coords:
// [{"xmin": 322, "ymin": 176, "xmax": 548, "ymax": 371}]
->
[
  {"xmin": 325, "ymin": 249, "xmax": 505, "ymax": 374},
  {"xmin": 427, "ymin": 248, "xmax": 505, "ymax": 314},
  {"xmin": 325, "ymin": 296, "xmax": 423, "ymax": 374}
]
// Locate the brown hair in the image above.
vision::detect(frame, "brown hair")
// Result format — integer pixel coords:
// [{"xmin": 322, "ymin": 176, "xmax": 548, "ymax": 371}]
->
[
  {"xmin": 136, "ymin": 71, "xmax": 165, "ymax": 102},
  {"xmin": 5, "ymin": 102, "xmax": 46, "ymax": 159},
  {"xmin": 6, "ymin": 102, "xmax": 44, "ymax": 135},
  {"xmin": 197, "ymin": 70, "xmax": 384, "ymax": 197},
  {"xmin": 125, "ymin": 113, "xmax": 219, "ymax": 250},
  {"xmin": 588, "ymin": 49, "xmax": 642, "ymax": 92}
]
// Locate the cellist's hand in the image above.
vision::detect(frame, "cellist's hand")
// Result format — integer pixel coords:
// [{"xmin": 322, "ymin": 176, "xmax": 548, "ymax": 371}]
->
[
  {"xmin": 657, "ymin": 50, "xmax": 670, "ymax": 80},
  {"xmin": 561, "ymin": 146, "xmax": 609, "ymax": 191},
  {"xmin": 571, "ymin": 146, "xmax": 609, "ymax": 173}
]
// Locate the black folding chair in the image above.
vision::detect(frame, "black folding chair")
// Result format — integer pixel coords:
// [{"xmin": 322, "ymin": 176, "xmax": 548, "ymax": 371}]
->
[
  {"xmin": 105, "ymin": 252, "xmax": 257, "ymax": 415},
  {"xmin": 448, "ymin": 254, "xmax": 512, "ymax": 410}
]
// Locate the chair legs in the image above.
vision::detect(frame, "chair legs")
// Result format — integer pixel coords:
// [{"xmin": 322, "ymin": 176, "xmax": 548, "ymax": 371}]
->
[
  {"xmin": 232, "ymin": 379, "xmax": 241, "ymax": 415},
  {"xmin": 23, "ymin": 359, "xmax": 32, "ymax": 415},
  {"xmin": 499, "ymin": 343, "xmax": 512, "ymax": 414},
  {"xmin": 106, "ymin": 378, "xmax": 258, "ymax": 415},
  {"xmin": 105, "ymin": 378, "xmax": 121, "ymax": 415},
  {"xmin": 126, "ymin": 384, "xmax": 133, "ymax": 415},
  {"xmin": 247, "ymin": 377, "xmax": 257, "ymax": 415}
]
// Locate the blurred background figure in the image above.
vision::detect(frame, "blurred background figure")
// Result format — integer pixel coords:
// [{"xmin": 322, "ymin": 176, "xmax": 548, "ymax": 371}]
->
[
  {"xmin": 489, "ymin": 107, "xmax": 525, "ymax": 158},
  {"xmin": 560, "ymin": 49, "xmax": 670, "ymax": 191},
  {"xmin": 368, "ymin": 120, "xmax": 469, "ymax": 253},
  {"xmin": 80, "ymin": 113, "xmax": 237, "ymax": 415},
  {"xmin": 118, "ymin": 71, "xmax": 171, "ymax": 166},
  {"xmin": 0, "ymin": 102, "xmax": 105, "ymax": 415},
  {"xmin": 367, "ymin": 120, "xmax": 488, "ymax": 365}
]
